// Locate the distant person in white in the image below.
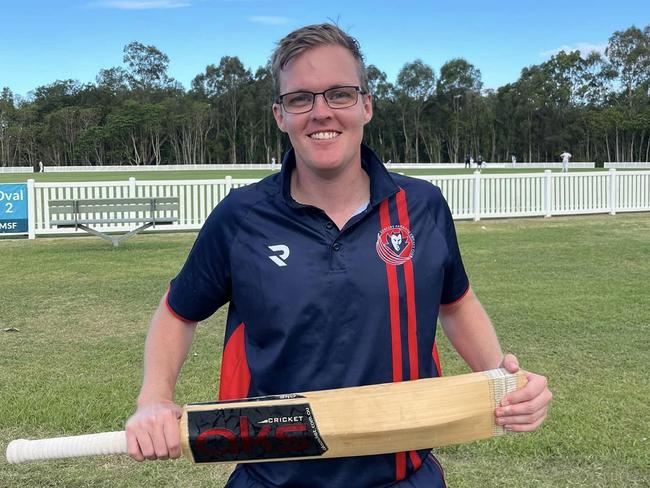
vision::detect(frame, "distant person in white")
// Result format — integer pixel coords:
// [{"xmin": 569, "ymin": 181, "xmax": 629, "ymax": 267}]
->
[
  {"xmin": 39, "ymin": 161, "xmax": 44, "ymax": 173},
  {"xmin": 271, "ymin": 157, "xmax": 277, "ymax": 169},
  {"xmin": 511, "ymin": 154, "xmax": 517, "ymax": 166},
  {"xmin": 560, "ymin": 151, "xmax": 572, "ymax": 173}
]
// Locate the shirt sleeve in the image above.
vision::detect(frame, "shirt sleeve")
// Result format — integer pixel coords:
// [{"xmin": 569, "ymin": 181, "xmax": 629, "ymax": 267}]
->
[
  {"xmin": 167, "ymin": 194, "xmax": 238, "ymax": 322},
  {"xmin": 431, "ymin": 189, "xmax": 470, "ymax": 304}
]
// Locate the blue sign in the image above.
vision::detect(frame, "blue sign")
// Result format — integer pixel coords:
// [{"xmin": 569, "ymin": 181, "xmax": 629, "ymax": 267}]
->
[{"xmin": 0, "ymin": 184, "xmax": 28, "ymax": 234}]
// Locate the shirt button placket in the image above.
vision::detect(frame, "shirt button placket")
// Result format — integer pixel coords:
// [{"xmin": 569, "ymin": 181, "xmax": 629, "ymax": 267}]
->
[{"xmin": 330, "ymin": 239, "xmax": 344, "ymax": 270}]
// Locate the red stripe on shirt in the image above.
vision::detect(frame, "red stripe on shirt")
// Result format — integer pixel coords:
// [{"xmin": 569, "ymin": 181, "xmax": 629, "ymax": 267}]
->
[
  {"xmin": 396, "ymin": 451, "xmax": 407, "ymax": 480},
  {"xmin": 218, "ymin": 323, "xmax": 251, "ymax": 401},
  {"xmin": 409, "ymin": 450, "xmax": 423, "ymax": 471},
  {"xmin": 396, "ymin": 189, "xmax": 425, "ymax": 478},
  {"xmin": 396, "ymin": 189, "xmax": 419, "ymax": 380},
  {"xmin": 432, "ymin": 340, "xmax": 442, "ymax": 376},
  {"xmin": 380, "ymin": 199, "xmax": 403, "ymax": 383}
]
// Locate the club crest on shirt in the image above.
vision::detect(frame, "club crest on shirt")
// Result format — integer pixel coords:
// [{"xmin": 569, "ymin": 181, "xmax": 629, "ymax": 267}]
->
[{"xmin": 376, "ymin": 225, "xmax": 415, "ymax": 265}]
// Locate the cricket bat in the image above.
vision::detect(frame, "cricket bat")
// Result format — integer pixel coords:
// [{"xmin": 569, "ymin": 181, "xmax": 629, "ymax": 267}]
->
[{"xmin": 6, "ymin": 368, "xmax": 526, "ymax": 464}]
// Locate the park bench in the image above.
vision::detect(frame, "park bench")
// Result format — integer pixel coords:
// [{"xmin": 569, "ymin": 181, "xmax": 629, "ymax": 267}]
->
[{"xmin": 48, "ymin": 197, "xmax": 179, "ymax": 247}]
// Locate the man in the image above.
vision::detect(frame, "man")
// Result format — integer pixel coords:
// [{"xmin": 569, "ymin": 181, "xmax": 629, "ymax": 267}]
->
[
  {"xmin": 125, "ymin": 24, "xmax": 551, "ymax": 487},
  {"xmin": 561, "ymin": 151, "xmax": 572, "ymax": 173},
  {"xmin": 464, "ymin": 154, "xmax": 471, "ymax": 168}
]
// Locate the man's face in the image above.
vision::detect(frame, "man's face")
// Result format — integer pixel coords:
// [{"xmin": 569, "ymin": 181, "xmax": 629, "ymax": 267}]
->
[{"xmin": 273, "ymin": 44, "xmax": 372, "ymax": 175}]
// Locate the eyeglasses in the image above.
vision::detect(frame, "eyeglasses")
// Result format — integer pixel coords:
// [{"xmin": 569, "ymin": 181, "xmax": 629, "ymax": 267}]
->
[{"xmin": 275, "ymin": 86, "xmax": 367, "ymax": 114}]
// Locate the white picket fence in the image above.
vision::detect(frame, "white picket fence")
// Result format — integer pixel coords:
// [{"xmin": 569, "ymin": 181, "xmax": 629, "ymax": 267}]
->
[
  {"xmin": 18, "ymin": 169, "xmax": 650, "ymax": 239},
  {"xmin": 0, "ymin": 167, "xmax": 34, "ymax": 174},
  {"xmin": 419, "ymin": 170, "xmax": 649, "ymax": 219},
  {"xmin": 604, "ymin": 162, "xmax": 650, "ymax": 169}
]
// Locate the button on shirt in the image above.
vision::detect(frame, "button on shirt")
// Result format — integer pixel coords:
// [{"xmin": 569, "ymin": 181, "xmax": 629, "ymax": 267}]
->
[{"xmin": 168, "ymin": 144, "xmax": 469, "ymax": 488}]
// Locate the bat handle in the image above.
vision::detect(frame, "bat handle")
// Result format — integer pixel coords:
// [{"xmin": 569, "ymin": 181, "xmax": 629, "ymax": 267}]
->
[{"xmin": 6, "ymin": 431, "xmax": 127, "ymax": 464}]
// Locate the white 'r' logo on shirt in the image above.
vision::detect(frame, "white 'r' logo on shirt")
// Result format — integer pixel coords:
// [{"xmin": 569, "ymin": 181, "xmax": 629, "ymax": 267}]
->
[{"xmin": 268, "ymin": 245, "xmax": 290, "ymax": 267}]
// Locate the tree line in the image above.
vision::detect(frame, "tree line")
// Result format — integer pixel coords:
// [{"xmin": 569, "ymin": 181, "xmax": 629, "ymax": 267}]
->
[{"xmin": 1, "ymin": 25, "xmax": 649, "ymax": 167}]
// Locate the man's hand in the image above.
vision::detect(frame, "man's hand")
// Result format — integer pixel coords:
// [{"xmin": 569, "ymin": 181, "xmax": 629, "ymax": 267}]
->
[
  {"xmin": 496, "ymin": 353, "xmax": 552, "ymax": 432},
  {"xmin": 125, "ymin": 401, "xmax": 183, "ymax": 461}
]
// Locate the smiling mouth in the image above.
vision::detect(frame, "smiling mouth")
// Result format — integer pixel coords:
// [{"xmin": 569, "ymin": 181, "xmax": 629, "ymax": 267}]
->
[{"xmin": 309, "ymin": 131, "xmax": 341, "ymax": 140}]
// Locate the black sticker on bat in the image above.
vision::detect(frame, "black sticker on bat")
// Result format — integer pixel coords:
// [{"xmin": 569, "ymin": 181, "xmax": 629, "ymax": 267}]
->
[{"xmin": 187, "ymin": 403, "xmax": 328, "ymax": 462}]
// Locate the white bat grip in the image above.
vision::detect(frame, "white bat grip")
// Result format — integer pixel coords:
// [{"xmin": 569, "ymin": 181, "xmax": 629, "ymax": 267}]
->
[{"xmin": 6, "ymin": 431, "xmax": 127, "ymax": 464}]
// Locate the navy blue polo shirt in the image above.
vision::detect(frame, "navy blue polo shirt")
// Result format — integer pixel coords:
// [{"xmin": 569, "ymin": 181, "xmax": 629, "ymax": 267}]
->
[{"xmin": 168, "ymin": 145, "xmax": 469, "ymax": 488}]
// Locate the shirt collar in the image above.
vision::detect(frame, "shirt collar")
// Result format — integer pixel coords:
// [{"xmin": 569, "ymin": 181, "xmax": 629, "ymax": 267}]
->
[{"xmin": 279, "ymin": 144, "xmax": 399, "ymax": 209}]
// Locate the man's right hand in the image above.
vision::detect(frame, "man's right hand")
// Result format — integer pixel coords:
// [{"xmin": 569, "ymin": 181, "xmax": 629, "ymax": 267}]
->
[{"xmin": 125, "ymin": 401, "xmax": 183, "ymax": 461}]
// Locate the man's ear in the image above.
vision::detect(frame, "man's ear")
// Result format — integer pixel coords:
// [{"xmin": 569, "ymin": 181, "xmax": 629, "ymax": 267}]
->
[
  {"xmin": 362, "ymin": 93, "xmax": 373, "ymax": 125},
  {"xmin": 273, "ymin": 103, "xmax": 287, "ymax": 132}
]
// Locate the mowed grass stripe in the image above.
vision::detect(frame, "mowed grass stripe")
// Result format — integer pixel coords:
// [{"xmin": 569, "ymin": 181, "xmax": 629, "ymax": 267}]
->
[{"xmin": 1, "ymin": 213, "xmax": 649, "ymax": 487}]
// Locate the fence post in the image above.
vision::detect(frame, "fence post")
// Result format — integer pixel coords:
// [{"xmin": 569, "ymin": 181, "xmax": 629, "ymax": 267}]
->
[
  {"xmin": 128, "ymin": 177, "xmax": 137, "ymax": 221},
  {"xmin": 27, "ymin": 178, "xmax": 36, "ymax": 239},
  {"xmin": 473, "ymin": 170, "xmax": 481, "ymax": 221},
  {"xmin": 128, "ymin": 177, "xmax": 137, "ymax": 198},
  {"xmin": 608, "ymin": 169, "xmax": 617, "ymax": 215},
  {"xmin": 225, "ymin": 175, "xmax": 233, "ymax": 195},
  {"xmin": 544, "ymin": 170, "xmax": 552, "ymax": 218}
]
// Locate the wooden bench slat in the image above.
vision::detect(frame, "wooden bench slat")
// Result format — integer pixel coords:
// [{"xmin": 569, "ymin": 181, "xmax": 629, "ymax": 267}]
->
[
  {"xmin": 52, "ymin": 217, "xmax": 178, "ymax": 225},
  {"xmin": 48, "ymin": 205, "xmax": 77, "ymax": 213},
  {"xmin": 49, "ymin": 198, "xmax": 179, "ymax": 214},
  {"xmin": 75, "ymin": 204, "xmax": 164, "ymax": 213},
  {"xmin": 49, "ymin": 197, "xmax": 179, "ymax": 206}
]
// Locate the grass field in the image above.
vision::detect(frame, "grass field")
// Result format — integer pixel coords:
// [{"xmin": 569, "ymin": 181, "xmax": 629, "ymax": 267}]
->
[
  {"xmin": 0, "ymin": 166, "xmax": 629, "ymax": 184},
  {"xmin": 1, "ymin": 213, "xmax": 649, "ymax": 487}
]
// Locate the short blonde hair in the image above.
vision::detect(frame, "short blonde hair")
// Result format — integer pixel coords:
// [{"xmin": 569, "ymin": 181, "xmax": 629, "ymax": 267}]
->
[{"xmin": 271, "ymin": 23, "xmax": 369, "ymax": 96}]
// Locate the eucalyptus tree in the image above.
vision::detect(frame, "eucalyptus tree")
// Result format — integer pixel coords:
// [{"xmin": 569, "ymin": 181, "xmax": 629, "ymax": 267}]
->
[
  {"xmin": 193, "ymin": 56, "xmax": 252, "ymax": 163},
  {"xmin": 104, "ymin": 100, "xmax": 168, "ymax": 165},
  {"xmin": 0, "ymin": 87, "xmax": 15, "ymax": 165},
  {"xmin": 395, "ymin": 60, "xmax": 436, "ymax": 162},
  {"xmin": 96, "ymin": 67, "xmax": 131, "ymax": 95},
  {"xmin": 123, "ymin": 41, "xmax": 174, "ymax": 92},
  {"xmin": 247, "ymin": 65, "xmax": 279, "ymax": 164},
  {"xmin": 164, "ymin": 94, "xmax": 214, "ymax": 165},
  {"xmin": 436, "ymin": 58, "xmax": 482, "ymax": 162},
  {"xmin": 605, "ymin": 26, "xmax": 650, "ymax": 160},
  {"xmin": 365, "ymin": 64, "xmax": 397, "ymax": 161},
  {"xmin": 32, "ymin": 80, "xmax": 82, "ymax": 116},
  {"xmin": 606, "ymin": 26, "xmax": 650, "ymax": 106}
]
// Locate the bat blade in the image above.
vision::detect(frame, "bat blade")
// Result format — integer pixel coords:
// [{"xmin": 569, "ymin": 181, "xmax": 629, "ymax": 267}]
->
[
  {"xmin": 180, "ymin": 368, "xmax": 526, "ymax": 463},
  {"xmin": 6, "ymin": 368, "xmax": 526, "ymax": 464}
]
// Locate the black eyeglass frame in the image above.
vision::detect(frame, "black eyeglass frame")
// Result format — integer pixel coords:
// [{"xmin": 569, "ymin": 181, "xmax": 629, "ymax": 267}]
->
[{"xmin": 274, "ymin": 85, "xmax": 368, "ymax": 114}]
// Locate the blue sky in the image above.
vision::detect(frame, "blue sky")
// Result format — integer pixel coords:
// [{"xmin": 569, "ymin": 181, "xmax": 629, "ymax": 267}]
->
[{"xmin": 0, "ymin": 0, "xmax": 646, "ymax": 98}]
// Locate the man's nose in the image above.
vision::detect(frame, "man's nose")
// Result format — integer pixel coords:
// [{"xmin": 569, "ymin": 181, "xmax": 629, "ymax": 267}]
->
[{"xmin": 311, "ymin": 93, "xmax": 332, "ymax": 117}]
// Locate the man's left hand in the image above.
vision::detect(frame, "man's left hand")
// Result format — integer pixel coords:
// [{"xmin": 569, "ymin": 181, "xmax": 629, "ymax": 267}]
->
[{"xmin": 495, "ymin": 353, "xmax": 552, "ymax": 432}]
